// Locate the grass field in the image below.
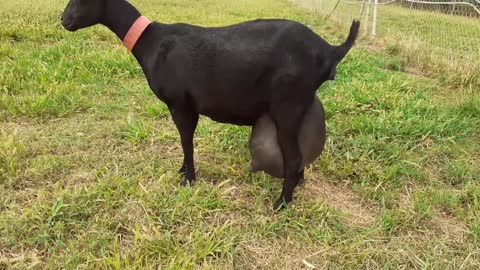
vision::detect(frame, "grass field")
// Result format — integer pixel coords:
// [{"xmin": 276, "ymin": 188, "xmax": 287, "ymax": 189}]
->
[{"xmin": 1, "ymin": 0, "xmax": 480, "ymax": 269}]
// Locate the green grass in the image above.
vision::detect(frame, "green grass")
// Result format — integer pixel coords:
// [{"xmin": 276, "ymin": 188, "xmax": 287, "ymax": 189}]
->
[{"xmin": 1, "ymin": 0, "xmax": 480, "ymax": 269}]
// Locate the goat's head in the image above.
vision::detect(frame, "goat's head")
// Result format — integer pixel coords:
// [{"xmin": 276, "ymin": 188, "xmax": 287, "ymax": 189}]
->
[{"xmin": 61, "ymin": 0, "xmax": 105, "ymax": 31}]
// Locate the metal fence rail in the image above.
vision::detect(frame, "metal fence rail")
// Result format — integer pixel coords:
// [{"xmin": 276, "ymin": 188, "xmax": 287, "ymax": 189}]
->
[{"xmin": 293, "ymin": 0, "xmax": 480, "ymax": 85}]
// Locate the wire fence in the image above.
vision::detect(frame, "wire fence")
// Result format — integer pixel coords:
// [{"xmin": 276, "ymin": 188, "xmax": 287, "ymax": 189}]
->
[{"xmin": 293, "ymin": 0, "xmax": 480, "ymax": 86}]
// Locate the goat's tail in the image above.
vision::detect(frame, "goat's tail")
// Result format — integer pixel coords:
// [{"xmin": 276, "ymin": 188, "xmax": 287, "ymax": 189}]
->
[{"xmin": 334, "ymin": 20, "xmax": 360, "ymax": 61}]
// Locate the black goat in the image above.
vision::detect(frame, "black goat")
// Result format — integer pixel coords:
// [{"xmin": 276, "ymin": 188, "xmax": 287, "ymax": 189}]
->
[{"xmin": 61, "ymin": 0, "xmax": 360, "ymax": 210}]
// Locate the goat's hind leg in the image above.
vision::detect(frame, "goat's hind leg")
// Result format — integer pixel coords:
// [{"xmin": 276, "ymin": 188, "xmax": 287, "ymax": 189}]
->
[
  {"xmin": 271, "ymin": 99, "xmax": 309, "ymax": 210},
  {"xmin": 298, "ymin": 169, "xmax": 305, "ymax": 186},
  {"xmin": 170, "ymin": 105, "xmax": 199, "ymax": 186}
]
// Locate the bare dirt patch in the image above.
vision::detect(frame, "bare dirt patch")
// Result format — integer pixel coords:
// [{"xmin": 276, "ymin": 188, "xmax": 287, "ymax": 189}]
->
[
  {"xmin": 301, "ymin": 174, "xmax": 379, "ymax": 228},
  {"xmin": 235, "ymin": 239, "xmax": 333, "ymax": 269}
]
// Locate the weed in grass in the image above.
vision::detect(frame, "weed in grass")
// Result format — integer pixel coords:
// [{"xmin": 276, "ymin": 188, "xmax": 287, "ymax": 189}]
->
[
  {"xmin": 0, "ymin": 130, "xmax": 23, "ymax": 185},
  {"xmin": 143, "ymin": 102, "xmax": 170, "ymax": 118},
  {"xmin": 118, "ymin": 118, "xmax": 152, "ymax": 143}
]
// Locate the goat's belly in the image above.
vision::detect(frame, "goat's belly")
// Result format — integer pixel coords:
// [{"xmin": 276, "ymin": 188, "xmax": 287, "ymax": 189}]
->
[
  {"xmin": 191, "ymin": 88, "xmax": 268, "ymax": 126},
  {"xmin": 197, "ymin": 101, "xmax": 266, "ymax": 126},
  {"xmin": 200, "ymin": 110, "xmax": 258, "ymax": 126}
]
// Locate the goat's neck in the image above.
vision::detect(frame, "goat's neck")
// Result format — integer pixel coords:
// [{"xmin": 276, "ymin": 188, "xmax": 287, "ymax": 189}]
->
[
  {"xmin": 99, "ymin": 0, "xmax": 158, "ymax": 80},
  {"xmin": 100, "ymin": 0, "xmax": 142, "ymax": 42}
]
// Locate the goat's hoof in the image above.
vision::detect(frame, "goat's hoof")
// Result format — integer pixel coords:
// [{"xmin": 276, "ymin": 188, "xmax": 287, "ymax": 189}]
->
[
  {"xmin": 179, "ymin": 178, "xmax": 195, "ymax": 187},
  {"xmin": 273, "ymin": 197, "xmax": 290, "ymax": 211}
]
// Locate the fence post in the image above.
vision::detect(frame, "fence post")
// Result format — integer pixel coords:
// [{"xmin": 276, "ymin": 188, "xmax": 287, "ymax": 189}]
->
[
  {"xmin": 372, "ymin": 0, "xmax": 378, "ymax": 38},
  {"xmin": 365, "ymin": 0, "xmax": 371, "ymax": 35}
]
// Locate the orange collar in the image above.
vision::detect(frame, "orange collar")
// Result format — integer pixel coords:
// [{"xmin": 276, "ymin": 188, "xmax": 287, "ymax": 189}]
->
[{"xmin": 123, "ymin": 16, "xmax": 151, "ymax": 51}]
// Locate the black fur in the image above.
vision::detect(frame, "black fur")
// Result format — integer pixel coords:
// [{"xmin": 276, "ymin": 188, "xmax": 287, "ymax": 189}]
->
[{"xmin": 61, "ymin": 0, "xmax": 360, "ymax": 210}]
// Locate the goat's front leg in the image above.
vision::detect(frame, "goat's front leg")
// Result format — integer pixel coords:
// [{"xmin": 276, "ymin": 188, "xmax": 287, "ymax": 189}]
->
[{"xmin": 170, "ymin": 105, "xmax": 199, "ymax": 186}]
